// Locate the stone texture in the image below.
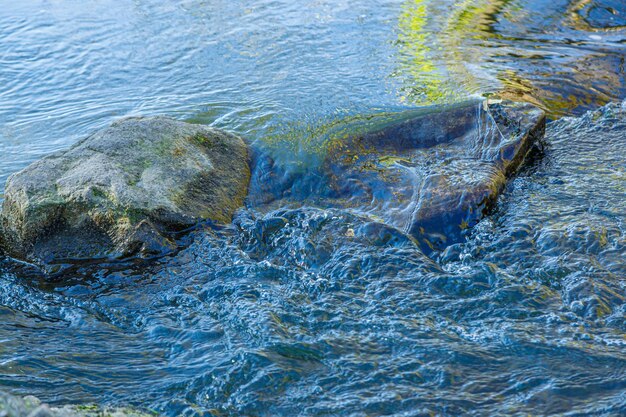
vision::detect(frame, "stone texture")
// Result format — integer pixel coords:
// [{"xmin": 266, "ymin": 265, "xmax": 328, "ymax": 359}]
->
[
  {"xmin": 0, "ymin": 391, "xmax": 154, "ymax": 417},
  {"xmin": 249, "ymin": 100, "xmax": 545, "ymax": 252},
  {"xmin": 0, "ymin": 116, "xmax": 250, "ymax": 266}
]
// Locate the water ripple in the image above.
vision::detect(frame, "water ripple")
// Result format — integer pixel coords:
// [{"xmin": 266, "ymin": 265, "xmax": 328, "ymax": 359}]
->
[{"xmin": 0, "ymin": 1, "xmax": 625, "ymax": 416}]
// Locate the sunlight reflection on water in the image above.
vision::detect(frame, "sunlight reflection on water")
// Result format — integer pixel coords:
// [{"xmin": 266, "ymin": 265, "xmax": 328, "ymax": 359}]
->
[{"xmin": 0, "ymin": 1, "xmax": 625, "ymax": 416}]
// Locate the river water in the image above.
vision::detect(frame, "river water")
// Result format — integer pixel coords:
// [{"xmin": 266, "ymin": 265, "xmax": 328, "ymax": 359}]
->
[{"xmin": 0, "ymin": 1, "xmax": 625, "ymax": 416}]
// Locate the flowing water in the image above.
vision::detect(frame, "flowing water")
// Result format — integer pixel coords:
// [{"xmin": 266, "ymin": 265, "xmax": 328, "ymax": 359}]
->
[{"xmin": 0, "ymin": 0, "xmax": 625, "ymax": 416}]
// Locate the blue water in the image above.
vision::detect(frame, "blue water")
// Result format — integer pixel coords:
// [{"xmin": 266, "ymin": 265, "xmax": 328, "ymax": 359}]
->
[{"xmin": 0, "ymin": 1, "xmax": 625, "ymax": 416}]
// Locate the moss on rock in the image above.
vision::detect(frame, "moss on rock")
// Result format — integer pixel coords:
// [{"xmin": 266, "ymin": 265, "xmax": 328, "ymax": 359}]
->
[{"xmin": 0, "ymin": 116, "xmax": 250, "ymax": 267}]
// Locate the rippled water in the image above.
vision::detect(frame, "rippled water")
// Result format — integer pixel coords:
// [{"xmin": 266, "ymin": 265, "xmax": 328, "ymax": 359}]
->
[
  {"xmin": 1, "ymin": 1, "xmax": 625, "ymax": 416},
  {"xmin": 395, "ymin": 0, "xmax": 626, "ymax": 116}
]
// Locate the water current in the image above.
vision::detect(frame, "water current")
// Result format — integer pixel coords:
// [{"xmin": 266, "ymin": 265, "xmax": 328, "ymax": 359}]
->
[{"xmin": 0, "ymin": 1, "xmax": 624, "ymax": 415}]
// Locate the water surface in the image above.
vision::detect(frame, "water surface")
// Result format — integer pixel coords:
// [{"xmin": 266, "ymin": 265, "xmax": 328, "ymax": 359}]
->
[{"xmin": 0, "ymin": 1, "xmax": 625, "ymax": 416}]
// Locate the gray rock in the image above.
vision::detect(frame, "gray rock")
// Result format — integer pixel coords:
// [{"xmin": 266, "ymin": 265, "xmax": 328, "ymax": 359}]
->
[
  {"xmin": 0, "ymin": 391, "xmax": 155, "ymax": 417},
  {"xmin": 26, "ymin": 405, "xmax": 53, "ymax": 417},
  {"xmin": 249, "ymin": 100, "xmax": 545, "ymax": 252},
  {"xmin": 0, "ymin": 116, "xmax": 249, "ymax": 266}
]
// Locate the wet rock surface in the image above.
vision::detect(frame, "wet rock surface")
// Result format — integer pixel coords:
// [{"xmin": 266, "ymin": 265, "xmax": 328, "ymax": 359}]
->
[
  {"xmin": 250, "ymin": 100, "xmax": 545, "ymax": 252},
  {"xmin": 0, "ymin": 391, "xmax": 154, "ymax": 417},
  {"xmin": 0, "ymin": 101, "xmax": 543, "ymax": 267},
  {"xmin": 0, "ymin": 117, "xmax": 249, "ymax": 267}
]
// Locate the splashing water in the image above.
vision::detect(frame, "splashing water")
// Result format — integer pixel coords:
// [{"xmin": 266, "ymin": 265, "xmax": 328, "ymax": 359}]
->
[
  {"xmin": 0, "ymin": 101, "xmax": 624, "ymax": 415},
  {"xmin": 0, "ymin": 1, "xmax": 625, "ymax": 416}
]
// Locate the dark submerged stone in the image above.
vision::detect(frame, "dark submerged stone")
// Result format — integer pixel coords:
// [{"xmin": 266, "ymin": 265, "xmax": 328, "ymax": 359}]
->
[{"xmin": 248, "ymin": 100, "xmax": 545, "ymax": 252}]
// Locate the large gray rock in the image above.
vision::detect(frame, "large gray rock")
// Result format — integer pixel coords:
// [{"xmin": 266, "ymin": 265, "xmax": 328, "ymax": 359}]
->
[
  {"xmin": 0, "ymin": 116, "xmax": 249, "ymax": 266},
  {"xmin": 249, "ymin": 100, "xmax": 545, "ymax": 252}
]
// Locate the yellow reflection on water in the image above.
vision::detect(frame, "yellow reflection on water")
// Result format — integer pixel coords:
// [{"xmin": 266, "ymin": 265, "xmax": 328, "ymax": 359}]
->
[
  {"xmin": 396, "ymin": 0, "xmax": 511, "ymax": 105},
  {"xmin": 396, "ymin": 0, "xmax": 451, "ymax": 103},
  {"xmin": 567, "ymin": 0, "xmax": 626, "ymax": 32},
  {"xmin": 395, "ymin": 0, "xmax": 626, "ymax": 117}
]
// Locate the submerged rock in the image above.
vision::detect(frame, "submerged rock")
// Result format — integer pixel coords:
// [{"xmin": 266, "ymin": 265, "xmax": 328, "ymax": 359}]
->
[
  {"xmin": 0, "ymin": 116, "xmax": 249, "ymax": 266},
  {"xmin": 250, "ymin": 100, "xmax": 545, "ymax": 251},
  {"xmin": 0, "ymin": 101, "xmax": 542, "ymax": 266},
  {"xmin": 0, "ymin": 391, "xmax": 154, "ymax": 417}
]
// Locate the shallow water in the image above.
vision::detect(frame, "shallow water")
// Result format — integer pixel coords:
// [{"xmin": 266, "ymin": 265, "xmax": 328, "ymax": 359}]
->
[{"xmin": 0, "ymin": 1, "xmax": 625, "ymax": 416}]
